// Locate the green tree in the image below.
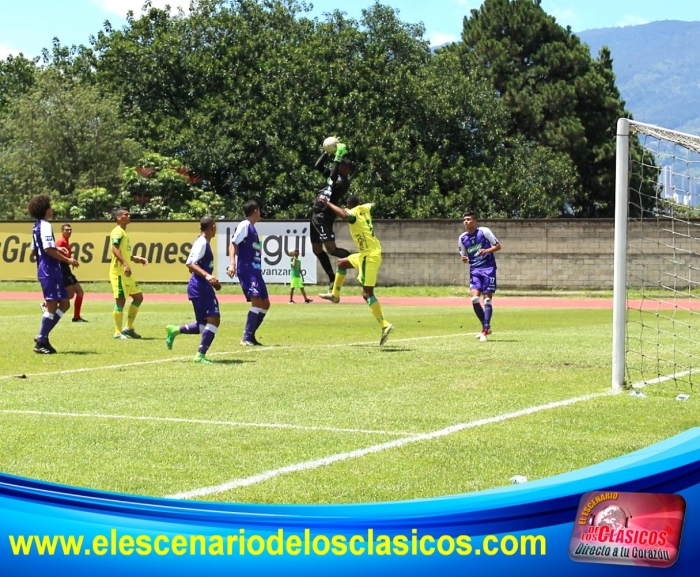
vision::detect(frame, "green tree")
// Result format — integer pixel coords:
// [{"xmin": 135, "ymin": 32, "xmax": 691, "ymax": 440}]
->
[
  {"xmin": 120, "ymin": 152, "xmax": 240, "ymax": 219},
  {"xmin": 72, "ymin": 187, "xmax": 116, "ymax": 220},
  {"xmin": 460, "ymin": 0, "xmax": 632, "ymax": 216},
  {"xmin": 0, "ymin": 54, "xmax": 37, "ymax": 117},
  {"xmin": 58, "ymin": 0, "xmax": 627, "ymax": 220},
  {"xmin": 0, "ymin": 70, "xmax": 141, "ymax": 219}
]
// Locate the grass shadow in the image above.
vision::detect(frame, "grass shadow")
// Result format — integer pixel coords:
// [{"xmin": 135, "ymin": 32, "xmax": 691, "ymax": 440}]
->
[
  {"xmin": 346, "ymin": 344, "xmax": 411, "ymax": 352},
  {"xmin": 196, "ymin": 358, "xmax": 251, "ymax": 365}
]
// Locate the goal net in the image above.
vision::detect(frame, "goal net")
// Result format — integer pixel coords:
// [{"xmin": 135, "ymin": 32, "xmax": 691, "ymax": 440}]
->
[{"xmin": 613, "ymin": 119, "xmax": 700, "ymax": 391}]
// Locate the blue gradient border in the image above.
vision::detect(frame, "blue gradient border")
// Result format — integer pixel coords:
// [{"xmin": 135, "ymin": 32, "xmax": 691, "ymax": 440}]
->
[{"xmin": 2, "ymin": 427, "xmax": 699, "ymax": 576}]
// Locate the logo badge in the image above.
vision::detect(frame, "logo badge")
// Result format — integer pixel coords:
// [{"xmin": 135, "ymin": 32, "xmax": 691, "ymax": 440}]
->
[{"xmin": 569, "ymin": 491, "xmax": 685, "ymax": 568}]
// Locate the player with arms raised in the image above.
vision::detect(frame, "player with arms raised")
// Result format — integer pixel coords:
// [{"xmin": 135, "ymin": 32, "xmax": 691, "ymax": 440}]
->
[
  {"xmin": 319, "ymin": 194, "xmax": 394, "ymax": 345},
  {"xmin": 458, "ymin": 211, "xmax": 501, "ymax": 342},
  {"xmin": 311, "ymin": 137, "xmax": 353, "ymax": 288}
]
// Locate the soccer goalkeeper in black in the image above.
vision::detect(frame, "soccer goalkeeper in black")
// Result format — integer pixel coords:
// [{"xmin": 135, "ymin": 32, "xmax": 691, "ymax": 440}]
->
[{"xmin": 310, "ymin": 141, "xmax": 353, "ymax": 287}]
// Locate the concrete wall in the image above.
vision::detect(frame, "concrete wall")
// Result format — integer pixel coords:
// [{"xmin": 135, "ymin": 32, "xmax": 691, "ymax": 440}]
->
[
  {"xmin": 5, "ymin": 216, "xmax": 692, "ymax": 289},
  {"xmin": 322, "ymin": 218, "xmax": 700, "ymax": 289}
]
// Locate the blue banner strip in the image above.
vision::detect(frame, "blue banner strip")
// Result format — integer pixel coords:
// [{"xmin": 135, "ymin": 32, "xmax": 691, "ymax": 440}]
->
[{"xmin": 2, "ymin": 428, "xmax": 699, "ymax": 575}]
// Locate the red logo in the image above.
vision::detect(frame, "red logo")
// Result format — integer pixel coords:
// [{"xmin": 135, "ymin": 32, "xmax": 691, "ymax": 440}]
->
[{"xmin": 569, "ymin": 491, "xmax": 685, "ymax": 568}]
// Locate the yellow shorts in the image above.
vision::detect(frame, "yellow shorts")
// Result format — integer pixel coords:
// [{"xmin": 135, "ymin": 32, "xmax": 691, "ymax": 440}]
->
[
  {"xmin": 110, "ymin": 273, "xmax": 141, "ymax": 299},
  {"xmin": 348, "ymin": 251, "xmax": 382, "ymax": 287}
]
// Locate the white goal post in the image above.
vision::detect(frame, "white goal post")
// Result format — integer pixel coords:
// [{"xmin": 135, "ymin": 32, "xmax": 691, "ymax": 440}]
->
[{"xmin": 613, "ymin": 118, "xmax": 700, "ymax": 391}]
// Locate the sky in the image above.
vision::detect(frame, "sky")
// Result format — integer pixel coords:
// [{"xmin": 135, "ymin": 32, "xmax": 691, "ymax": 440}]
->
[{"xmin": 1, "ymin": 0, "xmax": 700, "ymax": 60}]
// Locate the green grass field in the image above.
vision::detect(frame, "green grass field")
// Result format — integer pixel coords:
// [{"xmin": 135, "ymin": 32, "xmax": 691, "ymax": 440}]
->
[{"xmin": 0, "ymin": 293, "xmax": 697, "ymax": 505}]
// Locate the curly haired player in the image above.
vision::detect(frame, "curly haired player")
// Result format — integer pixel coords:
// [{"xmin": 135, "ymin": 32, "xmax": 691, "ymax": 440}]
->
[{"xmin": 28, "ymin": 194, "xmax": 79, "ymax": 354}]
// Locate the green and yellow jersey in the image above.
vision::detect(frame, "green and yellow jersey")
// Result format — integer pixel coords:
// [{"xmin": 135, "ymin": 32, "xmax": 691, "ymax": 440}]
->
[
  {"xmin": 346, "ymin": 203, "xmax": 381, "ymax": 254},
  {"xmin": 109, "ymin": 225, "xmax": 131, "ymax": 276}
]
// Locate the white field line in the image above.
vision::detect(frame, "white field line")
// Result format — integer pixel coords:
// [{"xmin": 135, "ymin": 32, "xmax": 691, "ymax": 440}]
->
[
  {"xmin": 0, "ymin": 333, "xmax": 476, "ymax": 381},
  {"xmin": 166, "ymin": 390, "xmax": 618, "ymax": 500},
  {"xmin": 0, "ymin": 352, "xmax": 240, "ymax": 380},
  {"xmin": 0, "ymin": 410, "xmax": 412, "ymax": 436}
]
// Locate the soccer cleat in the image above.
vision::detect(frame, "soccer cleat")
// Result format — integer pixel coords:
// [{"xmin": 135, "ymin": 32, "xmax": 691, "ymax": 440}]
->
[
  {"xmin": 113, "ymin": 333, "xmax": 128, "ymax": 340},
  {"xmin": 380, "ymin": 324, "xmax": 394, "ymax": 346},
  {"xmin": 305, "ymin": 299, "xmax": 313, "ymax": 304},
  {"xmin": 479, "ymin": 330, "xmax": 489, "ymax": 342},
  {"xmin": 72, "ymin": 317, "xmax": 88, "ymax": 323},
  {"xmin": 319, "ymin": 292, "xmax": 340, "ymax": 304},
  {"xmin": 39, "ymin": 302, "xmax": 47, "ymax": 314},
  {"xmin": 33, "ymin": 344, "xmax": 55, "ymax": 354},
  {"xmin": 121, "ymin": 328, "xmax": 142, "ymax": 339},
  {"xmin": 250, "ymin": 336, "xmax": 264, "ymax": 346},
  {"xmin": 240, "ymin": 339, "xmax": 256, "ymax": 347},
  {"xmin": 165, "ymin": 325, "xmax": 179, "ymax": 350},
  {"xmin": 475, "ymin": 329, "xmax": 492, "ymax": 339},
  {"xmin": 193, "ymin": 353, "xmax": 214, "ymax": 364},
  {"xmin": 33, "ymin": 340, "xmax": 56, "ymax": 354},
  {"xmin": 289, "ymin": 300, "xmax": 296, "ymax": 304}
]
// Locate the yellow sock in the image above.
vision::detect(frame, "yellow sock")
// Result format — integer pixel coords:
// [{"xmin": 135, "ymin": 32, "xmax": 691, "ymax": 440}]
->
[
  {"xmin": 332, "ymin": 269, "xmax": 347, "ymax": 298},
  {"xmin": 126, "ymin": 303, "xmax": 141, "ymax": 329},
  {"xmin": 113, "ymin": 306, "xmax": 124, "ymax": 334},
  {"xmin": 368, "ymin": 296, "xmax": 389, "ymax": 328}
]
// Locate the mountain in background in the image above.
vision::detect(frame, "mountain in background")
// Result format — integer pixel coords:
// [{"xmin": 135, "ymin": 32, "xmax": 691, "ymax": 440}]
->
[{"xmin": 578, "ymin": 20, "xmax": 700, "ymax": 135}]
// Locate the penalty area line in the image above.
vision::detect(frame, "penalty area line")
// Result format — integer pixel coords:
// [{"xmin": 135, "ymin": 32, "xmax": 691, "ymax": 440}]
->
[
  {"xmin": 0, "ymin": 409, "xmax": 414, "ymax": 437},
  {"xmin": 166, "ymin": 389, "xmax": 617, "ymax": 500},
  {"xmin": 0, "ymin": 347, "xmax": 286, "ymax": 381},
  {"xmin": 0, "ymin": 332, "xmax": 476, "ymax": 381}
]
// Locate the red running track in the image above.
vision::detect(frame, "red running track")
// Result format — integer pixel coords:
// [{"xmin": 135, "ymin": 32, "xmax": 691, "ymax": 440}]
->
[{"xmin": 4, "ymin": 291, "xmax": 696, "ymax": 309}]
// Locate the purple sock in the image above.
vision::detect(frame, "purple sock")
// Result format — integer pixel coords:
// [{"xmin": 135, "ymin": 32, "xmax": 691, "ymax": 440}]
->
[
  {"xmin": 243, "ymin": 309, "xmax": 257, "ymax": 340},
  {"xmin": 180, "ymin": 322, "xmax": 200, "ymax": 335},
  {"xmin": 198, "ymin": 328, "xmax": 216, "ymax": 354},
  {"xmin": 472, "ymin": 302, "xmax": 485, "ymax": 324},
  {"xmin": 484, "ymin": 302, "xmax": 493, "ymax": 330},
  {"xmin": 37, "ymin": 312, "xmax": 60, "ymax": 341},
  {"xmin": 254, "ymin": 310, "xmax": 267, "ymax": 331}
]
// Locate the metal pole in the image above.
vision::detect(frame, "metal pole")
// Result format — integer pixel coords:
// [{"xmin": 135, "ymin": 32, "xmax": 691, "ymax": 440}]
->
[{"xmin": 612, "ymin": 118, "xmax": 630, "ymax": 390}]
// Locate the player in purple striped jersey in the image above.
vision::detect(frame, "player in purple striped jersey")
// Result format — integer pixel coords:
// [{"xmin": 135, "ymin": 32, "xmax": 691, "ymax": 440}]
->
[
  {"xmin": 165, "ymin": 216, "xmax": 221, "ymax": 363},
  {"xmin": 226, "ymin": 200, "xmax": 270, "ymax": 346},
  {"xmin": 458, "ymin": 212, "xmax": 501, "ymax": 342},
  {"xmin": 29, "ymin": 194, "xmax": 79, "ymax": 354}
]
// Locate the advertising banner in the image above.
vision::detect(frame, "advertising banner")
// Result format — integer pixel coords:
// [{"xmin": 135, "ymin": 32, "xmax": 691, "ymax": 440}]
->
[
  {"xmin": 0, "ymin": 221, "xmax": 315, "ymax": 284},
  {"xmin": 216, "ymin": 221, "xmax": 315, "ymax": 284}
]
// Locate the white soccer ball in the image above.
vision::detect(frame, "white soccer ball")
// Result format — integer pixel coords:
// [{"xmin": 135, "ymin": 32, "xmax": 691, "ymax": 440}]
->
[{"xmin": 323, "ymin": 136, "xmax": 339, "ymax": 154}]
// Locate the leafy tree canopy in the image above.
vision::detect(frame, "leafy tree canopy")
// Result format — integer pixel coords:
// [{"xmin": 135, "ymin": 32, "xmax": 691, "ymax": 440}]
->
[
  {"xmin": 0, "ymin": 0, "xmax": 638, "ymax": 220},
  {"xmin": 460, "ymin": 0, "xmax": 636, "ymax": 216}
]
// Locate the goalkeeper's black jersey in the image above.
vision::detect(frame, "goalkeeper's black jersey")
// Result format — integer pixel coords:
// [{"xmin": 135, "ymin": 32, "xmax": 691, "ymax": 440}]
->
[{"xmin": 312, "ymin": 153, "xmax": 351, "ymax": 218}]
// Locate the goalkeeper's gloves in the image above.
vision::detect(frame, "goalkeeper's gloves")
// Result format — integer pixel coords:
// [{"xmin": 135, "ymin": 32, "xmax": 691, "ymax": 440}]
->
[{"xmin": 333, "ymin": 143, "xmax": 348, "ymax": 162}]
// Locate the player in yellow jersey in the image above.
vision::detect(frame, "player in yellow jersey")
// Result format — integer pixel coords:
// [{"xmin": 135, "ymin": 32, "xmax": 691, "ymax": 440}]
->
[
  {"xmin": 319, "ymin": 195, "xmax": 394, "ymax": 345},
  {"xmin": 109, "ymin": 208, "xmax": 149, "ymax": 339}
]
